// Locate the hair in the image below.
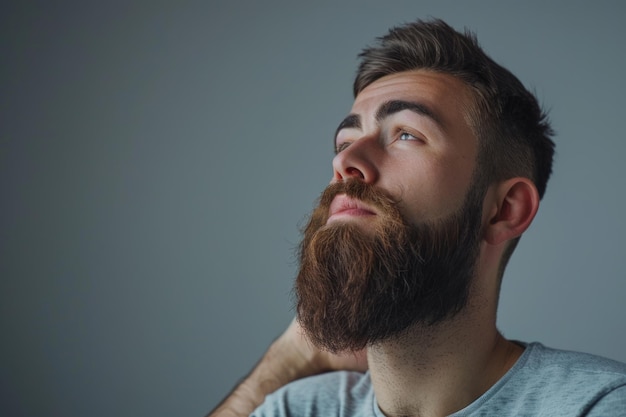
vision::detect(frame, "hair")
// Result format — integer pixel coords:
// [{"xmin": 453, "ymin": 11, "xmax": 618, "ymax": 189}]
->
[{"xmin": 354, "ymin": 18, "xmax": 556, "ymax": 277}]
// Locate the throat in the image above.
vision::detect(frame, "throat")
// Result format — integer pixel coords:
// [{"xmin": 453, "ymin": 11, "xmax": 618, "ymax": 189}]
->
[{"xmin": 367, "ymin": 325, "xmax": 523, "ymax": 417}]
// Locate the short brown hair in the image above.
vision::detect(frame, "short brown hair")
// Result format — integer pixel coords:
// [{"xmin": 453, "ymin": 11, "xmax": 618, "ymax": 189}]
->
[{"xmin": 354, "ymin": 19, "xmax": 555, "ymax": 199}]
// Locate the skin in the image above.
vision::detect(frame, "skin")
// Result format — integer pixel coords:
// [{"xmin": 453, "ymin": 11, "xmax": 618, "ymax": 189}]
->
[{"xmin": 209, "ymin": 69, "xmax": 540, "ymax": 416}]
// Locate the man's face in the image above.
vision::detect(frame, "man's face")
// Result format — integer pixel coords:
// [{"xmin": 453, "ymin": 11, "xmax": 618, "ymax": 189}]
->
[
  {"xmin": 332, "ymin": 70, "xmax": 478, "ymax": 225},
  {"xmin": 295, "ymin": 70, "xmax": 486, "ymax": 353}
]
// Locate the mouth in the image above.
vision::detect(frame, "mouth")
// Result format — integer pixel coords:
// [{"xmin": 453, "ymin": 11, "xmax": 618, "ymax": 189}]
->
[{"xmin": 327, "ymin": 194, "xmax": 378, "ymax": 223}]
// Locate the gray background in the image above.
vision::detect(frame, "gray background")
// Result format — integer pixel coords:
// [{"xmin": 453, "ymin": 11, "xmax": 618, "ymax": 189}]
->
[{"xmin": 1, "ymin": 1, "xmax": 625, "ymax": 416}]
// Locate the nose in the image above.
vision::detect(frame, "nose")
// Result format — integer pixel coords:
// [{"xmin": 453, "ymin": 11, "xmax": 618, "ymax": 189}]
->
[{"xmin": 332, "ymin": 136, "xmax": 380, "ymax": 183}]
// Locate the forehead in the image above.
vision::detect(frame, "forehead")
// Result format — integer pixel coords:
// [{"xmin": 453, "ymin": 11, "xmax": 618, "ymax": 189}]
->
[
  {"xmin": 345, "ymin": 70, "xmax": 480, "ymax": 168},
  {"xmin": 351, "ymin": 70, "xmax": 475, "ymax": 126}
]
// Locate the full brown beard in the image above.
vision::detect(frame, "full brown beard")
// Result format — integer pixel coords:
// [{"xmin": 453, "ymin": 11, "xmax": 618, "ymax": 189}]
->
[{"xmin": 295, "ymin": 179, "xmax": 484, "ymax": 353}]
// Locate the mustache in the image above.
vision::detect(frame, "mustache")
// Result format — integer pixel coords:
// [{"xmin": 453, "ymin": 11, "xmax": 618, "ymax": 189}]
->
[{"xmin": 318, "ymin": 180, "xmax": 400, "ymax": 216}]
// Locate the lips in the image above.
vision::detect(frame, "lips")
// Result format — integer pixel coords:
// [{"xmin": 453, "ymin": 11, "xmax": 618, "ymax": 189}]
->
[{"xmin": 327, "ymin": 194, "xmax": 377, "ymax": 221}]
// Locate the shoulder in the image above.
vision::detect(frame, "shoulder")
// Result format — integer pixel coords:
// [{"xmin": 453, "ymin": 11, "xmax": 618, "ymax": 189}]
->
[
  {"xmin": 522, "ymin": 342, "xmax": 626, "ymax": 381},
  {"xmin": 481, "ymin": 342, "xmax": 626, "ymax": 415},
  {"xmin": 250, "ymin": 371, "xmax": 376, "ymax": 417}
]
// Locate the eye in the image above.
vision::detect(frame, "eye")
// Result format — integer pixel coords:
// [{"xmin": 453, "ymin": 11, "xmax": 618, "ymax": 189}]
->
[{"xmin": 399, "ymin": 131, "xmax": 419, "ymax": 141}]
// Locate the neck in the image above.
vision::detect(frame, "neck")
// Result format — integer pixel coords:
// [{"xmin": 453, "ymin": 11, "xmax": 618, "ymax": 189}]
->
[{"xmin": 367, "ymin": 303, "xmax": 523, "ymax": 417}]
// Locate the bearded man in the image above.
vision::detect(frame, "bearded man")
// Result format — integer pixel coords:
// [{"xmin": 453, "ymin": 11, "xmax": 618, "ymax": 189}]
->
[{"xmin": 210, "ymin": 19, "xmax": 626, "ymax": 417}]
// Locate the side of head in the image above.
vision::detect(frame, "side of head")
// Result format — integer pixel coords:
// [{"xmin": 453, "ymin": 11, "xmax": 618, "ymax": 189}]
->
[{"xmin": 354, "ymin": 19, "xmax": 556, "ymax": 278}]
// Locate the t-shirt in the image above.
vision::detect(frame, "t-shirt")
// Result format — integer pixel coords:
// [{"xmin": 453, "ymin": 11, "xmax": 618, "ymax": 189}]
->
[{"xmin": 251, "ymin": 342, "xmax": 626, "ymax": 416}]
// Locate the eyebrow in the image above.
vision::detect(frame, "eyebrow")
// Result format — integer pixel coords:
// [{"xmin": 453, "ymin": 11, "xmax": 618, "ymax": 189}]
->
[
  {"xmin": 376, "ymin": 99, "xmax": 444, "ymax": 128},
  {"xmin": 333, "ymin": 114, "xmax": 361, "ymax": 142},
  {"xmin": 333, "ymin": 99, "xmax": 445, "ymax": 147}
]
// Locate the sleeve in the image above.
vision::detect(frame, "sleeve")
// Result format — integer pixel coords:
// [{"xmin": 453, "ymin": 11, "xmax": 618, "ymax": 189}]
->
[
  {"xmin": 250, "ymin": 371, "xmax": 374, "ymax": 417},
  {"xmin": 250, "ymin": 389, "xmax": 288, "ymax": 417},
  {"xmin": 249, "ymin": 373, "xmax": 345, "ymax": 417}
]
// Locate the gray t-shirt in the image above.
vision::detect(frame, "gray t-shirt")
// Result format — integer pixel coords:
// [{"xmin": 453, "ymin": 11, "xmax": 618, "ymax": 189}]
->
[{"xmin": 251, "ymin": 342, "xmax": 626, "ymax": 416}]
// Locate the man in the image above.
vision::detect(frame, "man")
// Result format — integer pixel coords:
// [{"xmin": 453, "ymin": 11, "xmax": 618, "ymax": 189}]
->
[{"xmin": 210, "ymin": 19, "xmax": 626, "ymax": 416}]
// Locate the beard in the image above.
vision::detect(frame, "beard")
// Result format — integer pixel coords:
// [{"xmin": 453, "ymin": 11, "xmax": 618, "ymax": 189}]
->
[{"xmin": 295, "ymin": 179, "xmax": 485, "ymax": 353}]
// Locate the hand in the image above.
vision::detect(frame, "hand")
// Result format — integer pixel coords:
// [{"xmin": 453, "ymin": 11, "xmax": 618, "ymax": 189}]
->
[
  {"xmin": 208, "ymin": 317, "xmax": 367, "ymax": 417},
  {"xmin": 278, "ymin": 318, "xmax": 368, "ymax": 376}
]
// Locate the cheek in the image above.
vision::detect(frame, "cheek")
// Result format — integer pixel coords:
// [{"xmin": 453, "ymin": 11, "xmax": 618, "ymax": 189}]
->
[
  {"xmin": 387, "ymin": 161, "xmax": 471, "ymax": 223},
  {"xmin": 436, "ymin": 149, "xmax": 476, "ymax": 194}
]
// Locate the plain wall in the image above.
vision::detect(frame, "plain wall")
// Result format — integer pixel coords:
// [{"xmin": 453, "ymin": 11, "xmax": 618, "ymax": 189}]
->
[{"xmin": 1, "ymin": 1, "xmax": 625, "ymax": 416}]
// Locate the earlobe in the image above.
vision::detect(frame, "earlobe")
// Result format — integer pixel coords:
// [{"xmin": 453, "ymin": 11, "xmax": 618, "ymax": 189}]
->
[{"xmin": 484, "ymin": 178, "xmax": 540, "ymax": 245}]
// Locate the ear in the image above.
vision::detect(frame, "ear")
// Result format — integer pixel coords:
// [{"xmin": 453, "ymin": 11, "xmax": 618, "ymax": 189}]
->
[{"xmin": 483, "ymin": 178, "xmax": 540, "ymax": 245}]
